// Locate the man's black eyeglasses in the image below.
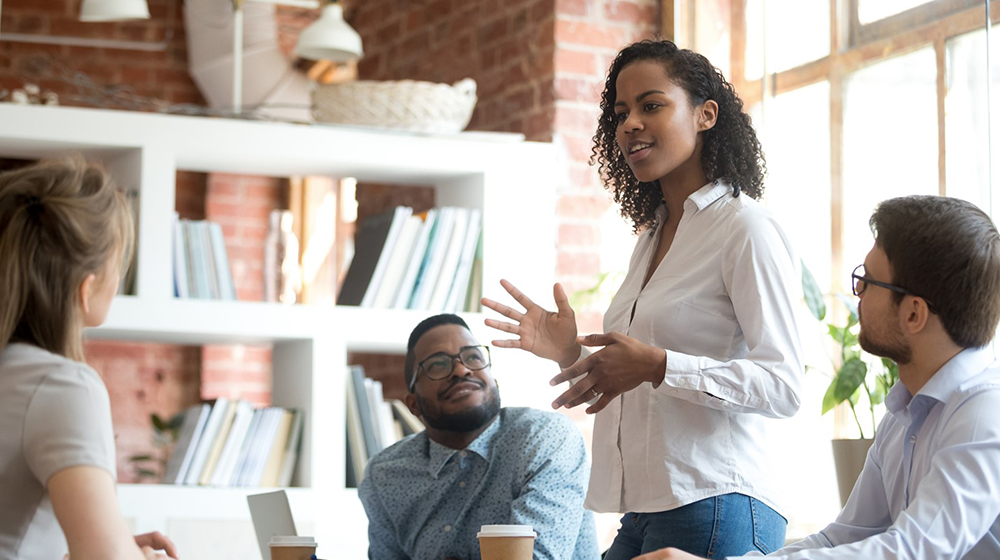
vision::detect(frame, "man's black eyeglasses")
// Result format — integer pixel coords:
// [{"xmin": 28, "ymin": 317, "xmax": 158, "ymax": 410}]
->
[
  {"xmin": 409, "ymin": 345, "xmax": 491, "ymax": 392},
  {"xmin": 851, "ymin": 264, "xmax": 936, "ymax": 313}
]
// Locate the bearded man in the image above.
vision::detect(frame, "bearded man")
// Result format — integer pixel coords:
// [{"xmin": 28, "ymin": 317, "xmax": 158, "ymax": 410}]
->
[
  {"xmin": 637, "ymin": 195, "xmax": 1000, "ymax": 560},
  {"xmin": 358, "ymin": 314, "xmax": 599, "ymax": 560}
]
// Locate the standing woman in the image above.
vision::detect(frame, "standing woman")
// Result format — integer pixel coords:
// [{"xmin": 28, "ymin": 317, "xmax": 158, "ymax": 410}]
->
[
  {"xmin": 482, "ymin": 40, "xmax": 803, "ymax": 559},
  {"xmin": 0, "ymin": 159, "xmax": 177, "ymax": 560}
]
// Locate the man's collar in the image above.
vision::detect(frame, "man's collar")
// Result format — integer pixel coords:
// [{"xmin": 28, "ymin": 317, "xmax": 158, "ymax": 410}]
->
[
  {"xmin": 427, "ymin": 412, "xmax": 503, "ymax": 478},
  {"xmin": 887, "ymin": 346, "xmax": 997, "ymax": 415},
  {"xmin": 917, "ymin": 346, "xmax": 997, "ymax": 403}
]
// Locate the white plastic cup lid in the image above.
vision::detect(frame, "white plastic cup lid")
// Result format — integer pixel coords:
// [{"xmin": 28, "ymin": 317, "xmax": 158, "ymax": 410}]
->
[
  {"xmin": 476, "ymin": 525, "xmax": 536, "ymax": 538},
  {"xmin": 269, "ymin": 535, "xmax": 317, "ymax": 547}
]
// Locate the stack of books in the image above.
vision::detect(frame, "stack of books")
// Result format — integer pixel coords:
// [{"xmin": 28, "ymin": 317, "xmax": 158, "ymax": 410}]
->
[
  {"xmin": 337, "ymin": 206, "xmax": 483, "ymax": 312},
  {"xmin": 345, "ymin": 365, "xmax": 423, "ymax": 487},
  {"xmin": 172, "ymin": 214, "xmax": 237, "ymax": 300},
  {"xmin": 162, "ymin": 399, "xmax": 303, "ymax": 488}
]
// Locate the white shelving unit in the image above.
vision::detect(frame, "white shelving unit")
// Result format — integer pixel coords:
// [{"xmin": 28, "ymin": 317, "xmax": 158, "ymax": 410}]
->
[{"xmin": 0, "ymin": 103, "xmax": 561, "ymax": 560}]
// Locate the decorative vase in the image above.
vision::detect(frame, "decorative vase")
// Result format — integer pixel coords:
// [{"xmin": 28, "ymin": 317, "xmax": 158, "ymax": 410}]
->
[{"xmin": 831, "ymin": 438, "xmax": 874, "ymax": 507}]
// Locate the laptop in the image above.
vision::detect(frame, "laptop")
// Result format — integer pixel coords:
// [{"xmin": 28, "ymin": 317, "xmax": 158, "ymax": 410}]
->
[{"xmin": 248, "ymin": 490, "xmax": 299, "ymax": 560}]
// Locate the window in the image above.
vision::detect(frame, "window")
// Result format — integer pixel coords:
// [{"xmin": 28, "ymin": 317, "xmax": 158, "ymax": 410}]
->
[{"xmin": 672, "ymin": 0, "xmax": 998, "ymax": 536}]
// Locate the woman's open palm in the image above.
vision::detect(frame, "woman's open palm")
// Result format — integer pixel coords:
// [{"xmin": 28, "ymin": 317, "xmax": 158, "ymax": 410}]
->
[{"xmin": 481, "ymin": 280, "xmax": 580, "ymax": 367}]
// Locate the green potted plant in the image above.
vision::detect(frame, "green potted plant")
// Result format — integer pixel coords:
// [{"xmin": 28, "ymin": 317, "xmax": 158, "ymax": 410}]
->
[{"xmin": 802, "ymin": 264, "xmax": 898, "ymax": 505}]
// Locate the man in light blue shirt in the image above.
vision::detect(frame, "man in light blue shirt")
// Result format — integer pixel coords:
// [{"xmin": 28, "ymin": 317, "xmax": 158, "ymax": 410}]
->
[
  {"xmin": 636, "ymin": 195, "xmax": 1000, "ymax": 560},
  {"xmin": 358, "ymin": 313, "xmax": 599, "ymax": 560}
]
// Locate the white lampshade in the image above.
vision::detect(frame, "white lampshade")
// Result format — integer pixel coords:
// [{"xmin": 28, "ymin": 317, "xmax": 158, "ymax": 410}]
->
[
  {"xmin": 79, "ymin": 0, "xmax": 150, "ymax": 21},
  {"xmin": 294, "ymin": 2, "xmax": 363, "ymax": 62}
]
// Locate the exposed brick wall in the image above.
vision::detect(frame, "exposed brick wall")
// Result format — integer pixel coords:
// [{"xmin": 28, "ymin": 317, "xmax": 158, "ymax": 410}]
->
[
  {"xmin": 197, "ymin": 173, "xmax": 288, "ymax": 409},
  {"xmin": 551, "ymin": 0, "xmax": 659, "ymax": 332},
  {"xmin": 205, "ymin": 173, "xmax": 286, "ymax": 302},
  {"xmin": 0, "ymin": 0, "xmax": 204, "ymax": 107},
  {"xmin": 349, "ymin": 352, "xmax": 408, "ymax": 402},
  {"xmin": 345, "ymin": 0, "xmax": 557, "ymax": 140},
  {"xmin": 3, "ymin": 1, "xmax": 660, "ymax": 492},
  {"xmin": 346, "ymin": 0, "xmax": 660, "ymax": 333},
  {"xmin": 84, "ymin": 340, "xmax": 202, "ymax": 483},
  {"xmin": 201, "ymin": 344, "xmax": 273, "ymax": 406}
]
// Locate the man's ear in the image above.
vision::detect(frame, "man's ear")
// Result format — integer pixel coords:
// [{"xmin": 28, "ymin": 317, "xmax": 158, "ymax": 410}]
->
[
  {"xmin": 900, "ymin": 296, "xmax": 931, "ymax": 335},
  {"xmin": 78, "ymin": 273, "xmax": 96, "ymax": 315},
  {"xmin": 697, "ymin": 99, "xmax": 719, "ymax": 132},
  {"xmin": 404, "ymin": 392, "xmax": 421, "ymax": 418}
]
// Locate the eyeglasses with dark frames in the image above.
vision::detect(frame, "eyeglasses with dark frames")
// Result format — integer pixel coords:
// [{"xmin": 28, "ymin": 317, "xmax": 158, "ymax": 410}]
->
[
  {"xmin": 409, "ymin": 345, "xmax": 491, "ymax": 392},
  {"xmin": 851, "ymin": 264, "xmax": 937, "ymax": 313}
]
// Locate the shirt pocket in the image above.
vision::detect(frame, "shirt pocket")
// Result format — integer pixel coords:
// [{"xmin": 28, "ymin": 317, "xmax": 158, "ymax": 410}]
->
[{"xmin": 670, "ymin": 301, "xmax": 737, "ymax": 360}]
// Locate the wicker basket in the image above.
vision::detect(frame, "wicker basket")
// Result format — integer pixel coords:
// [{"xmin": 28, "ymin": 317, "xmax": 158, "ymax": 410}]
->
[{"xmin": 311, "ymin": 78, "xmax": 477, "ymax": 133}]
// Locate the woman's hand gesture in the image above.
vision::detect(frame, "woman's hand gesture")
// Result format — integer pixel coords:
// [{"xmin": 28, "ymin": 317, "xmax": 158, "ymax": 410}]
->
[
  {"xmin": 481, "ymin": 280, "xmax": 580, "ymax": 368},
  {"xmin": 549, "ymin": 332, "xmax": 667, "ymax": 414}
]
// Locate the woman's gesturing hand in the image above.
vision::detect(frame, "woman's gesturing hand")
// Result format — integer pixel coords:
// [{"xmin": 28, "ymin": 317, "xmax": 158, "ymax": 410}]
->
[
  {"xmin": 481, "ymin": 280, "xmax": 580, "ymax": 368},
  {"xmin": 549, "ymin": 332, "xmax": 667, "ymax": 414}
]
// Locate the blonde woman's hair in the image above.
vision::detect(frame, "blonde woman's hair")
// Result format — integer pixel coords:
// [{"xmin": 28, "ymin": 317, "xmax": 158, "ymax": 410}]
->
[{"xmin": 0, "ymin": 157, "xmax": 134, "ymax": 361}]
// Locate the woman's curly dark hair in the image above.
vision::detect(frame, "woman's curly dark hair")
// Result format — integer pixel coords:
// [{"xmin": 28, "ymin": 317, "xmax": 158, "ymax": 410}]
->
[{"xmin": 590, "ymin": 39, "xmax": 766, "ymax": 233}]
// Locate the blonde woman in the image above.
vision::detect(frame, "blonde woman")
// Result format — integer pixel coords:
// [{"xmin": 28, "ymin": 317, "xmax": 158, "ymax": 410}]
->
[{"xmin": 0, "ymin": 159, "xmax": 178, "ymax": 560}]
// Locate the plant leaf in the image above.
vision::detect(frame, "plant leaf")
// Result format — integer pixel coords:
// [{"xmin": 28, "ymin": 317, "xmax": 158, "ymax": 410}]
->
[
  {"xmin": 151, "ymin": 414, "xmax": 169, "ymax": 432},
  {"xmin": 881, "ymin": 358, "xmax": 899, "ymax": 386},
  {"xmin": 801, "ymin": 261, "xmax": 826, "ymax": 321},
  {"xmin": 821, "ymin": 357, "xmax": 867, "ymax": 415},
  {"xmin": 167, "ymin": 413, "xmax": 186, "ymax": 431},
  {"xmin": 128, "ymin": 454, "xmax": 154, "ymax": 463},
  {"xmin": 836, "ymin": 293, "xmax": 859, "ymax": 325}
]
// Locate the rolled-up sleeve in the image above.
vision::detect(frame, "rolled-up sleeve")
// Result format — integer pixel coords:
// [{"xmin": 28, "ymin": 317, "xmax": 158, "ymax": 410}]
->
[{"xmin": 657, "ymin": 209, "xmax": 803, "ymax": 419}]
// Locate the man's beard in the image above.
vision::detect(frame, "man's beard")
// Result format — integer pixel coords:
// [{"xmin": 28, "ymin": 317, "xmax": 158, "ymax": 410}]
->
[
  {"xmin": 416, "ymin": 381, "xmax": 501, "ymax": 433},
  {"xmin": 859, "ymin": 307, "xmax": 912, "ymax": 364}
]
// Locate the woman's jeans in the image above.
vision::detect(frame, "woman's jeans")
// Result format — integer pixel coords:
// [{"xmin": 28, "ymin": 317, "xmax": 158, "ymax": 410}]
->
[{"xmin": 603, "ymin": 493, "xmax": 787, "ymax": 560}]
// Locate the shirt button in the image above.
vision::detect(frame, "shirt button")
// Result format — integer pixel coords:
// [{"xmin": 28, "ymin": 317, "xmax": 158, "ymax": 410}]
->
[
  {"xmin": 910, "ymin": 435, "xmax": 917, "ymax": 443},
  {"xmin": 459, "ymin": 451, "xmax": 468, "ymax": 458},
  {"xmin": 459, "ymin": 481, "xmax": 466, "ymax": 488},
  {"xmin": 444, "ymin": 525, "xmax": 452, "ymax": 532}
]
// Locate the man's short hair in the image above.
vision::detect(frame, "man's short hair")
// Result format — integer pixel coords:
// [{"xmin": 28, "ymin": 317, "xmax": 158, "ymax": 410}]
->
[
  {"xmin": 870, "ymin": 195, "xmax": 1000, "ymax": 348},
  {"xmin": 404, "ymin": 314, "xmax": 472, "ymax": 390}
]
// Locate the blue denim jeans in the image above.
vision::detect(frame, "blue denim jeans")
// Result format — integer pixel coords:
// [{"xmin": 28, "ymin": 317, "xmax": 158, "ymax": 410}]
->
[{"xmin": 603, "ymin": 493, "xmax": 787, "ymax": 560}]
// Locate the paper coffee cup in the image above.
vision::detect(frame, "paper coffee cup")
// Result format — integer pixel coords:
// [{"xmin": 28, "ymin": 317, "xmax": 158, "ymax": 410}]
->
[
  {"xmin": 477, "ymin": 525, "xmax": 536, "ymax": 560},
  {"xmin": 268, "ymin": 535, "xmax": 317, "ymax": 560}
]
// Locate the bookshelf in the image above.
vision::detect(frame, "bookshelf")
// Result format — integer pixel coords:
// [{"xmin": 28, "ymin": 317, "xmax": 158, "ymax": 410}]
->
[{"xmin": 0, "ymin": 103, "xmax": 560, "ymax": 560}]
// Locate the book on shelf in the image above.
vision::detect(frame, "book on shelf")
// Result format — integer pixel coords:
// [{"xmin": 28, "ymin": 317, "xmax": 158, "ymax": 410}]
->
[
  {"xmin": 390, "ymin": 400, "xmax": 424, "ymax": 437},
  {"xmin": 259, "ymin": 409, "xmax": 294, "ymax": 487},
  {"xmin": 337, "ymin": 209, "xmax": 396, "ymax": 306},
  {"xmin": 427, "ymin": 208, "xmax": 470, "ymax": 311},
  {"xmin": 409, "ymin": 207, "xmax": 455, "ymax": 310},
  {"xmin": 464, "ymin": 232, "xmax": 484, "ymax": 312},
  {"xmin": 162, "ymin": 403, "xmax": 210, "ymax": 484},
  {"xmin": 360, "ymin": 206, "xmax": 412, "ymax": 307},
  {"xmin": 392, "ymin": 209, "xmax": 438, "ymax": 309},
  {"xmin": 173, "ymin": 216, "xmax": 237, "ymax": 301},
  {"xmin": 371, "ymin": 213, "xmax": 423, "ymax": 309},
  {"xmin": 276, "ymin": 409, "xmax": 304, "ymax": 487},
  {"xmin": 446, "ymin": 209, "xmax": 482, "ymax": 313},
  {"xmin": 345, "ymin": 368, "xmax": 369, "ymax": 485},
  {"xmin": 344, "ymin": 365, "xmax": 425, "ymax": 487},
  {"xmin": 197, "ymin": 398, "xmax": 238, "ymax": 485},
  {"xmin": 337, "ymin": 206, "xmax": 484, "ymax": 312},
  {"xmin": 162, "ymin": 400, "xmax": 303, "ymax": 488},
  {"xmin": 182, "ymin": 397, "xmax": 230, "ymax": 485},
  {"xmin": 171, "ymin": 215, "xmax": 190, "ymax": 299},
  {"xmin": 209, "ymin": 400, "xmax": 255, "ymax": 486},
  {"xmin": 348, "ymin": 365, "xmax": 381, "ymax": 459},
  {"xmin": 239, "ymin": 408, "xmax": 281, "ymax": 487}
]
